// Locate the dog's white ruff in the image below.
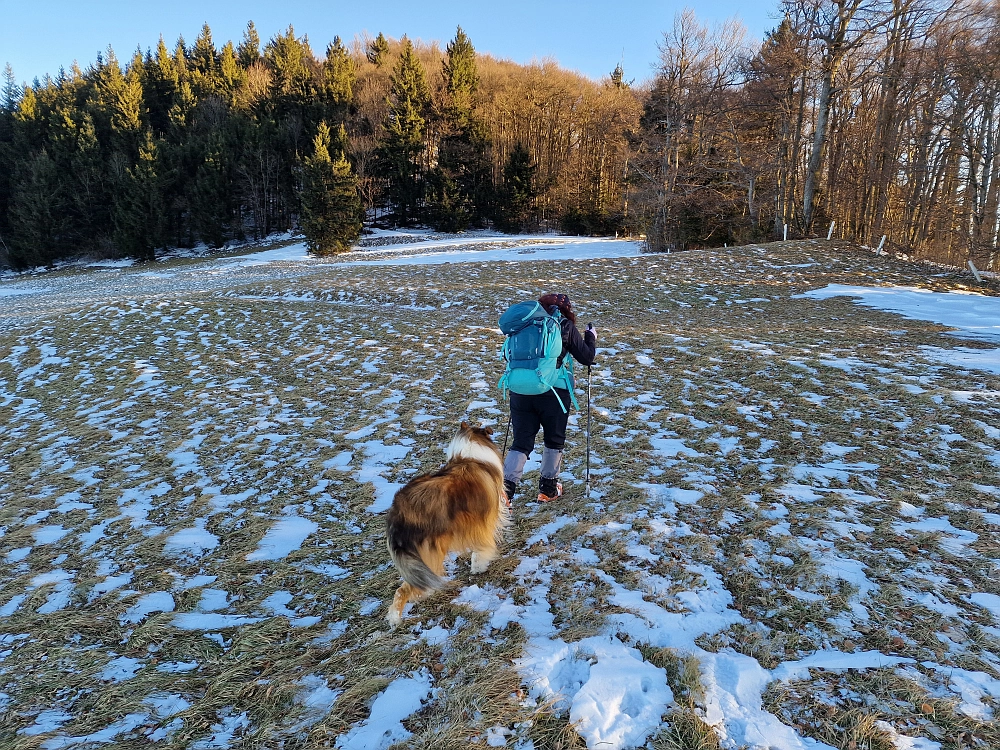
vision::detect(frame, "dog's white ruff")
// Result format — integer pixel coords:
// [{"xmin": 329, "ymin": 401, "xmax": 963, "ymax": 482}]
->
[{"xmin": 446, "ymin": 432, "xmax": 503, "ymax": 472}]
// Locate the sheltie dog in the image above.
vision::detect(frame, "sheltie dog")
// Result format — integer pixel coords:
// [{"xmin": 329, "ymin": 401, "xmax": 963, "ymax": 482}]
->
[{"xmin": 385, "ymin": 422, "xmax": 510, "ymax": 627}]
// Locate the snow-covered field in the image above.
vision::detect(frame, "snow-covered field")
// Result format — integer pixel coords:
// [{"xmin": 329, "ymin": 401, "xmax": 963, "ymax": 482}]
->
[{"xmin": 1, "ymin": 232, "xmax": 999, "ymax": 749}]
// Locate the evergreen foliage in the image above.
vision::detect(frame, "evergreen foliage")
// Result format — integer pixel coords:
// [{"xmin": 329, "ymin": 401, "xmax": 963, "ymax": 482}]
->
[
  {"xmin": 367, "ymin": 33, "xmax": 390, "ymax": 67},
  {"xmin": 425, "ymin": 27, "xmax": 492, "ymax": 232},
  {"xmin": 0, "ymin": 23, "xmax": 642, "ymax": 269},
  {"xmin": 2, "ymin": 8, "xmax": 997, "ymax": 270},
  {"xmin": 321, "ymin": 37, "xmax": 355, "ymax": 121},
  {"xmin": 376, "ymin": 37, "xmax": 429, "ymax": 226},
  {"xmin": 0, "ymin": 64, "xmax": 22, "ymax": 255},
  {"xmin": 9, "ymin": 148, "xmax": 69, "ymax": 267},
  {"xmin": 112, "ymin": 131, "xmax": 161, "ymax": 260},
  {"xmin": 495, "ymin": 144, "xmax": 538, "ymax": 233},
  {"xmin": 442, "ymin": 27, "xmax": 478, "ymax": 124},
  {"xmin": 237, "ymin": 22, "xmax": 261, "ymax": 68},
  {"xmin": 301, "ymin": 122, "xmax": 362, "ymax": 254}
]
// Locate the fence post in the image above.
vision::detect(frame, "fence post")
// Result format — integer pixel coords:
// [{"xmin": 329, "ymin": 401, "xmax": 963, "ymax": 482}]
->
[
  {"xmin": 827, "ymin": 221, "xmax": 835, "ymax": 240},
  {"xmin": 877, "ymin": 235, "xmax": 886, "ymax": 254},
  {"xmin": 783, "ymin": 224, "xmax": 788, "ymax": 241}
]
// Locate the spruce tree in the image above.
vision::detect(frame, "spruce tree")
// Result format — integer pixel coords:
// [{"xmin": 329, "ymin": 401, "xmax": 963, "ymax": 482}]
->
[
  {"xmin": 91, "ymin": 48, "xmax": 143, "ymax": 139},
  {"xmin": 425, "ymin": 168, "xmax": 468, "ymax": 233},
  {"xmin": 219, "ymin": 42, "xmax": 243, "ymax": 104},
  {"xmin": 143, "ymin": 38, "xmax": 178, "ymax": 135},
  {"xmin": 68, "ymin": 111, "xmax": 108, "ymax": 250},
  {"xmin": 1, "ymin": 64, "xmax": 21, "ymax": 111},
  {"xmin": 376, "ymin": 37, "xmax": 429, "ymax": 226},
  {"xmin": 112, "ymin": 130, "xmax": 161, "ymax": 260},
  {"xmin": 442, "ymin": 27, "xmax": 478, "ymax": 126},
  {"xmin": 426, "ymin": 27, "xmax": 492, "ymax": 231},
  {"xmin": 265, "ymin": 26, "xmax": 314, "ymax": 102},
  {"xmin": 367, "ymin": 33, "xmax": 390, "ymax": 67},
  {"xmin": 237, "ymin": 22, "xmax": 261, "ymax": 68},
  {"xmin": 0, "ymin": 65, "xmax": 20, "ymax": 250},
  {"xmin": 301, "ymin": 122, "xmax": 362, "ymax": 254},
  {"xmin": 191, "ymin": 25, "xmax": 217, "ymax": 75},
  {"xmin": 189, "ymin": 143, "xmax": 232, "ymax": 248},
  {"xmin": 495, "ymin": 144, "xmax": 538, "ymax": 233},
  {"xmin": 9, "ymin": 148, "xmax": 71, "ymax": 267},
  {"xmin": 322, "ymin": 36, "xmax": 355, "ymax": 120}
]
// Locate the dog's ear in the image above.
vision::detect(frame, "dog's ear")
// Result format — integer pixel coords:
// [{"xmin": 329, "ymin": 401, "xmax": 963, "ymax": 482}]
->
[
  {"xmin": 484, "ymin": 425, "xmax": 494, "ymax": 436},
  {"xmin": 460, "ymin": 420, "xmax": 469, "ymax": 431}
]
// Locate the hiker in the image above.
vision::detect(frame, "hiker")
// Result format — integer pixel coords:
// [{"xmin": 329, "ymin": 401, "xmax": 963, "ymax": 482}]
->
[{"xmin": 499, "ymin": 293, "xmax": 597, "ymax": 502}]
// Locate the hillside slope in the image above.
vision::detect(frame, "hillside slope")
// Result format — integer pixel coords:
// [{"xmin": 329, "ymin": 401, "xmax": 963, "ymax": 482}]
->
[{"xmin": 1, "ymin": 237, "xmax": 998, "ymax": 749}]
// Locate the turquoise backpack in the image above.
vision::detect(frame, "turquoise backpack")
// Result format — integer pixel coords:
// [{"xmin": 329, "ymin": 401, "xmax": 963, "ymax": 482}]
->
[{"xmin": 498, "ymin": 301, "xmax": 578, "ymax": 412}]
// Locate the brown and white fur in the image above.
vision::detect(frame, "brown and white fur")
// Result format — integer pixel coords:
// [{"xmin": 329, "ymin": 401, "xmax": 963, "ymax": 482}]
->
[{"xmin": 385, "ymin": 422, "xmax": 511, "ymax": 627}]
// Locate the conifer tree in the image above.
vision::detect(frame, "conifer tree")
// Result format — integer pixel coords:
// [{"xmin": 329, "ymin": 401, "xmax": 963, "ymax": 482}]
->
[
  {"xmin": 189, "ymin": 24, "xmax": 220, "ymax": 98},
  {"xmin": 173, "ymin": 36, "xmax": 188, "ymax": 75},
  {"xmin": 219, "ymin": 42, "xmax": 243, "ymax": 103},
  {"xmin": 495, "ymin": 144, "xmax": 538, "ymax": 233},
  {"xmin": 266, "ymin": 26, "xmax": 314, "ymax": 102},
  {"xmin": 322, "ymin": 36, "xmax": 355, "ymax": 120},
  {"xmin": 0, "ymin": 65, "xmax": 21, "ymax": 250},
  {"xmin": 1, "ymin": 64, "xmax": 20, "ymax": 112},
  {"xmin": 237, "ymin": 21, "xmax": 261, "ymax": 68},
  {"xmin": 144, "ymin": 38, "xmax": 178, "ymax": 134},
  {"xmin": 425, "ymin": 168, "xmax": 469, "ymax": 232},
  {"xmin": 376, "ymin": 37, "xmax": 429, "ymax": 226},
  {"xmin": 189, "ymin": 143, "xmax": 233, "ymax": 248},
  {"xmin": 112, "ymin": 130, "xmax": 161, "ymax": 259},
  {"xmin": 167, "ymin": 37, "xmax": 196, "ymax": 128},
  {"xmin": 9, "ymin": 148, "xmax": 70, "ymax": 267},
  {"xmin": 426, "ymin": 27, "xmax": 492, "ymax": 231},
  {"xmin": 301, "ymin": 121, "xmax": 362, "ymax": 254},
  {"xmin": 367, "ymin": 33, "xmax": 390, "ymax": 66},
  {"xmin": 442, "ymin": 27, "xmax": 478, "ymax": 126},
  {"xmin": 192, "ymin": 24, "xmax": 217, "ymax": 74}
]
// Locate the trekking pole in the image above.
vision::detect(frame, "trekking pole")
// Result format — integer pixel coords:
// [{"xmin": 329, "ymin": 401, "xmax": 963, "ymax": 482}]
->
[
  {"xmin": 501, "ymin": 406, "xmax": 512, "ymax": 458},
  {"xmin": 586, "ymin": 365, "xmax": 592, "ymax": 498}
]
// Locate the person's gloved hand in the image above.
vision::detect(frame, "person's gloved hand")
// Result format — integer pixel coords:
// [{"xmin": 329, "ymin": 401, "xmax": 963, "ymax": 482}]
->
[{"xmin": 586, "ymin": 323, "xmax": 597, "ymax": 342}]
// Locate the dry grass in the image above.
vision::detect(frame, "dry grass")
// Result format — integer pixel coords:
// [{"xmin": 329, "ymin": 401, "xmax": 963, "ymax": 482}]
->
[{"xmin": 1, "ymin": 238, "xmax": 999, "ymax": 747}]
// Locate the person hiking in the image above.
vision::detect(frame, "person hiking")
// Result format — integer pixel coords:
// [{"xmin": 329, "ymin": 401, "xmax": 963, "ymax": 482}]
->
[{"xmin": 499, "ymin": 293, "xmax": 597, "ymax": 502}]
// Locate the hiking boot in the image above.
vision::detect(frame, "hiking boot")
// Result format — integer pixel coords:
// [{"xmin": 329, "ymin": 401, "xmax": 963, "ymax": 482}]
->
[
  {"xmin": 503, "ymin": 479, "xmax": 516, "ymax": 504},
  {"xmin": 537, "ymin": 477, "xmax": 563, "ymax": 502}
]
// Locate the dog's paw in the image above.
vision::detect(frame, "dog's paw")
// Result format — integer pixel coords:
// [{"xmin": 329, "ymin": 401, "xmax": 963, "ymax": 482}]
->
[
  {"xmin": 386, "ymin": 608, "xmax": 402, "ymax": 628},
  {"xmin": 470, "ymin": 552, "xmax": 491, "ymax": 574}
]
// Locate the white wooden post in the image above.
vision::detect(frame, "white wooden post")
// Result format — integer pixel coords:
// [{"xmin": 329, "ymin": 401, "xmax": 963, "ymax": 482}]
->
[
  {"xmin": 827, "ymin": 221, "xmax": 835, "ymax": 240},
  {"xmin": 968, "ymin": 260, "xmax": 983, "ymax": 283},
  {"xmin": 877, "ymin": 235, "xmax": 886, "ymax": 254},
  {"xmin": 783, "ymin": 224, "xmax": 788, "ymax": 241}
]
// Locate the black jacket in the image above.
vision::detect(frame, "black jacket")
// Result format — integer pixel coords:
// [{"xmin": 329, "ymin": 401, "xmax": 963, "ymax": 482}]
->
[{"xmin": 559, "ymin": 316, "xmax": 597, "ymax": 367}]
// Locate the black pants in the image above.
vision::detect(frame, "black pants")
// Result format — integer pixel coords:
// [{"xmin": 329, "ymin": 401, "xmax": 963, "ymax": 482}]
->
[{"xmin": 509, "ymin": 388, "xmax": 570, "ymax": 455}]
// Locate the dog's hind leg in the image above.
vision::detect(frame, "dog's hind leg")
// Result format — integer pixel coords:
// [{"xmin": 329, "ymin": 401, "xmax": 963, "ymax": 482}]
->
[
  {"xmin": 389, "ymin": 542, "xmax": 446, "ymax": 626},
  {"xmin": 387, "ymin": 582, "xmax": 420, "ymax": 628},
  {"xmin": 426, "ymin": 539, "xmax": 449, "ymax": 576}
]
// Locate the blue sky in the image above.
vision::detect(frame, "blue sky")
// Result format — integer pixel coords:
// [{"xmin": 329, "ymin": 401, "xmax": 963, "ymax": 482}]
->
[{"xmin": 2, "ymin": 1, "xmax": 780, "ymax": 85}]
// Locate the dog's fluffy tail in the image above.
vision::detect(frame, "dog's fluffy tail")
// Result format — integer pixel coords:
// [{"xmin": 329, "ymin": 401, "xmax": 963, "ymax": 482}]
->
[{"xmin": 386, "ymin": 530, "xmax": 445, "ymax": 592}]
